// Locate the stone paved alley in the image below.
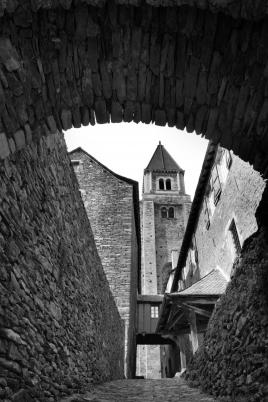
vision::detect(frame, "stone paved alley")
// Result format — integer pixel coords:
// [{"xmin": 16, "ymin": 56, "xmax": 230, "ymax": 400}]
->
[{"xmin": 61, "ymin": 379, "xmax": 216, "ymax": 402}]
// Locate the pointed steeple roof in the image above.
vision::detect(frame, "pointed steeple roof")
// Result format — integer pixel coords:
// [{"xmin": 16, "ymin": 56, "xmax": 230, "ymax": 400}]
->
[{"xmin": 145, "ymin": 142, "xmax": 183, "ymax": 173}]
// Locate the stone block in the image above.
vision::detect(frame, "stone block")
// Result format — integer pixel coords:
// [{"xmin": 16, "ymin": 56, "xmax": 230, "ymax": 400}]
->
[
  {"xmin": 0, "ymin": 358, "xmax": 21, "ymax": 374},
  {"xmin": 47, "ymin": 116, "xmax": 57, "ymax": 134},
  {"xmin": 61, "ymin": 110, "xmax": 73, "ymax": 130},
  {"xmin": 11, "ymin": 389, "xmax": 34, "ymax": 402},
  {"xmin": 95, "ymin": 100, "xmax": 108, "ymax": 124},
  {"xmin": 141, "ymin": 103, "xmax": 151, "ymax": 124},
  {"xmin": 0, "ymin": 132, "xmax": 10, "ymax": 159},
  {"xmin": 0, "ymin": 38, "xmax": 20, "ymax": 72},
  {"xmin": 154, "ymin": 110, "xmax": 166, "ymax": 126},
  {"xmin": 111, "ymin": 101, "xmax": 123, "ymax": 123},
  {"xmin": 14, "ymin": 130, "xmax": 26, "ymax": 150},
  {"xmin": 0, "ymin": 329, "xmax": 27, "ymax": 346}
]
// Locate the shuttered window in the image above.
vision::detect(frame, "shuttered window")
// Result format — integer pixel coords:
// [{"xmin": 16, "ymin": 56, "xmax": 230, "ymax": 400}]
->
[
  {"xmin": 225, "ymin": 150, "xmax": 232, "ymax": 169},
  {"xmin": 229, "ymin": 219, "xmax": 241, "ymax": 255},
  {"xmin": 204, "ymin": 198, "xmax": 210, "ymax": 230},
  {"xmin": 210, "ymin": 166, "xmax": 222, "ymax": 205}
]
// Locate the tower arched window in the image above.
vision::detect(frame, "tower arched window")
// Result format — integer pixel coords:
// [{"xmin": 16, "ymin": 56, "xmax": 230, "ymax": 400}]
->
[
  {"xmin": 168, "ymin": 207, "xmax": 175, "ymax": 218},
  {"xmin": 159, "ymin": 178, "xmax": 165, "ymax": 190},
  {"xmin": 161, "ymin": 207, "xmax": 167, "ymax": 218},
  {"xmin": 166, "ymin": 179, "xmax": 171, "ymax": 190}
]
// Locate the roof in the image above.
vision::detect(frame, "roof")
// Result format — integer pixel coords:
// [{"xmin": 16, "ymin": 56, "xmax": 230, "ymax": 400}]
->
[
  {"xmin": 173, "ymin": 269, "xmax": 227, "ymax": 297},
  {"xmin": 171, "ymin": 141, "xmax": 218, "ymax": 292},
  {"xmin": 69, "ymin": 146, "xmax": 139, "ymax": 187},
  {"xmin": 145, "ymin": 142, "xmax": 183, "ymax": 173},
  {"xmin": 69, "ymin": 147, "xmax": 142, "ymax": 293},
  {"xmin": 156, "ymin": 269, "xmax": 227, "ymax": 334}
]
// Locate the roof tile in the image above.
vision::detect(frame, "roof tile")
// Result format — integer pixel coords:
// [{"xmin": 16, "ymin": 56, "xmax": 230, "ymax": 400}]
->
[
  {"xmin": 145, "ymin": 142, "xmax": 183, "ymax": 172},
  {"xmin": 176, "ymin": 269, "xmax": 227, "ymax": 296}
]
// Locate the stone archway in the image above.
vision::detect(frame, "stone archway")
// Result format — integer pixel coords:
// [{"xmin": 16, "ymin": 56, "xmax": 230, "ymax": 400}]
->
[
  {"xmin": 0, "ymin": 1, "xmax": 268, "ymax": 400},
  {"xmin": 0, "ymin": 1, "xmax": 268, "ymax": 175}
]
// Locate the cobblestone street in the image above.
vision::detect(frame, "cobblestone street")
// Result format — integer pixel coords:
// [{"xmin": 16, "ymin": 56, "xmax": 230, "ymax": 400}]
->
[{"xmin": 61, "ymin": 379, "xmax": 216, "ymax": 402}]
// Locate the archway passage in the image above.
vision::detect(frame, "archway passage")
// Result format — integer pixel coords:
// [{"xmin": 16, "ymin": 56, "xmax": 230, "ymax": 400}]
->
[
  {"xmin": 0, "ymin": 1, "xmax": 268, "ymax": 400},
  {"xmin": 0, "ymin": 1, "xmax": 268, "ymax": 176}
]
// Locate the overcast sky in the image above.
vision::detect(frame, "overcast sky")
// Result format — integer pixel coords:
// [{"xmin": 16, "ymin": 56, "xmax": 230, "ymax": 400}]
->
[{"xmin": 64, "ymin": 123, "xmax": 209, "ymax": 200}]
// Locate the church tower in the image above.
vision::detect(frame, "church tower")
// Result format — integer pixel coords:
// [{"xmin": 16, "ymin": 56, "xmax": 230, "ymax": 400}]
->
[
  {"xmin": 141, "ymin": 142, "xmax": 191, "ymax": 295},
  {"xmin": 137, "ymin": 142, "xmax": 191, "ymax": 379}
]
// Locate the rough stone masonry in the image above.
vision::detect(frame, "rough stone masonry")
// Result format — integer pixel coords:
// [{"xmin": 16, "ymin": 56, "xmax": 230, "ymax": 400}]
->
[
  {"xmin": 0, "ymin": 132, "xmax": 124, "ymax": 401},
  {"xmin": 185, "ymin": 227, "xmax": 268, "ymax": 401},
  {"xmin": 69, "ymin": 147, "xmax": 140, "ymax": 379},
  {"xmin": 0, "ymin": 0, "xmax": 268, "ymax": 400},
  {"xmin": 0, "ymin": 1, "xmax": 268, "ymax": 175}
]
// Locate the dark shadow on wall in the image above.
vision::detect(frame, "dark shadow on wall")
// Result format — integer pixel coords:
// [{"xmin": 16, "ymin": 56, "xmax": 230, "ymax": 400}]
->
[
  {"xmin": 184, "ymin": 183, "xmax": 268, "ymax": 401},
  {"xmin": 0, "ymin": 132, "xmax": 124, "ymax": 400}
]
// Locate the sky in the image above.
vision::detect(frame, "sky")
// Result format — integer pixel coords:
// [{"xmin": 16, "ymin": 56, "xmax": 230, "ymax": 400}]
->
[{"xmin": 64, "ymin": 123, "xmax": 209, "ymax": 200}]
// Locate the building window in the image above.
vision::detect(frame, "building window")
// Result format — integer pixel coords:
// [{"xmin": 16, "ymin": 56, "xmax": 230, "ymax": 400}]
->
[
  {"xmin": 151, "ymin": 306, "xmax": 159, "ymax": 318},
  {"xmin": 210, "ymin": 165, "xmax": 222, "ymax": 206},
  {"xmin": 193, "ymin": 235, "xmax": 199, "ymax": 264},
  {"xmin": 166, "ymin": 179, "xmax": 171, "ymax": 190},
  {"xmin": 159, "ymin": 178, "xmax": 165, "ymax": 190},
  {"xmin": 229, "ymin": 219, "xmax": 241, "ymax": 256},
  {"xmin": 161, "ymin": 207, "xmax": 168, "ymax": 218},
  {"xmin": 204, "ymin": 198, "xmax": 210, "ymax": 230},
  {"xmin": 158, "ymin": 178, "xmax": 172, "ymax": 191},
  {"xmin": 71, "ymin": 160, "xmax": 82, "ymax": 173},
  {"xmin": 71, "ymin": 160, "xmax": 80, "ymax": 166},
  {"xmin": 168, "ymin": 207, "xmax": 175, "ymax": 218},
  {"xmin": 225, "ymin": 150, "xmax": 232, "ymax": 169},
  {"xmin": 161, "ymin": 206, "xmax": 175, "ymax": 219}
]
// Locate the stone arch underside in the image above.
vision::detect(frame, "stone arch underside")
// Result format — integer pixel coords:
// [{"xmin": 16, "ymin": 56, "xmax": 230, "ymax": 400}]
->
[
  {"xmin": 0, "ymin": 1, "xmax": 268, "ymax": 176},
  {"xmin": 0, "ymin": 2, "xmax": 267, "ymax": 400}
]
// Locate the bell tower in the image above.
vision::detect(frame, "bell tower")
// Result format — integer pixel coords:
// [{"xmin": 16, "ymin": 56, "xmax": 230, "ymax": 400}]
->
[
  {"xmin": 141, "ymin": 142, "xmax": 191, "ymax": 295},
  {"xmin": 137, "ymin": 142, "xmax": 191, "ymax": 379}
]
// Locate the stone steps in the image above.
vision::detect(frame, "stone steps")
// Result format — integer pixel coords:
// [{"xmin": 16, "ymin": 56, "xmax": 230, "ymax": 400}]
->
[{"xmin": 60, "ymin": 378, "xmax": 216, "ymax": 402}]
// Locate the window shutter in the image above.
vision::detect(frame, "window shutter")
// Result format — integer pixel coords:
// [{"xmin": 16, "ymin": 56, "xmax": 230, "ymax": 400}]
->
[
  {"xmin": 204, "ymin": 198, "xmax": 210, "ymax": 230},
  {"xmin": 211, "ymin": 166, "xmax": 222, "ymax": 205}
]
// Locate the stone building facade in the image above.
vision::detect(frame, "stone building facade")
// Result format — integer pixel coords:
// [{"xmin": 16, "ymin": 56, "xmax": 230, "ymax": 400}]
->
[
  {"xmin": 141, "ymin": 142, "xmax": 191, "ymax": 295},
  {"xmin": 137, "ymin": 142, "xmax": 191, "ymax": 378},
  {"xmin": 182, "ymin": 146, "xmax": 265, "ymax": 285},
  {"xmin": 0, "ymin": 0, "xmax": 268, "ymax": 399},
  {"xmin": 69, "ymin": 147, "xmax": 141, "ymax": 379},
  {"xmin": 170, "ymin": 145, "xmax": 265, "ymax": 295},
  {"xmin": 157, "ymin": 143, "xmax": 267, "ymax": 399}
]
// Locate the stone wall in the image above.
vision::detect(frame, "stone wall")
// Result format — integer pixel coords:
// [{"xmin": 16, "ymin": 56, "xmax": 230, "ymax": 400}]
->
[
  {"xmin": 0, "ymin": 2, "xmax": 268, "ymax": 177},
  {"xmin": 141, "ymin": 200, "xmax": 157, "ymax": 294},
  {"xmin": 154, "ymin": 202, "xmax": 189, "ymax": 292},
  {"xmin": 190, "ymin": 154, "xmax": 265, "ymax": 281},
  {"xmin": 141, "ymin": 194, "xmax": 191, "ymax": 294},
  {"xmin": 185, "ymin": 227, "xmax": 268, "ymax": 401},
  {"xmin": 69, "ymin": 148, "xmax": 139, "ymax": 378},
  {"xmin": 136, "ymin": 345, "xmax": 161, "ymax": 379},
  {"xmin": 0, "ymin": 133, "xmax": 124, "ymax": 401},
  {"xmin": 1, "ymin": 0, "xmax": 268, "ymax": 20}
]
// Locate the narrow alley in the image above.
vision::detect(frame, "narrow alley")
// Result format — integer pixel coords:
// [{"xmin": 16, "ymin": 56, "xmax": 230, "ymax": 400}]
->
[
  {"xmin": 1, "ymin": 2, "xmax": 268, "ymax": 401},
  {"xmin": 61, "ymin": 379, "xmax": 216, "ymax": 402}
]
